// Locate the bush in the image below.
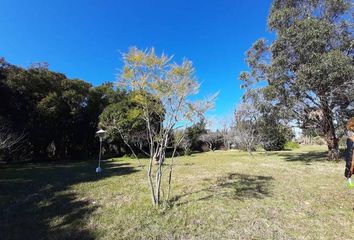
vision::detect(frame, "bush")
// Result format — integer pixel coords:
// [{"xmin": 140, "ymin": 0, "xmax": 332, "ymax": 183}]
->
[
  {"xmin": 284, "ymin": 141, "xmax": 300, "ymax": 150},
  {"xmin": 262, "ymin": 136, "xmax": 287, "ymax": 151},
  {"xmin": 261, "ymin": 126, "xmax": 288, "ymax": 151}
]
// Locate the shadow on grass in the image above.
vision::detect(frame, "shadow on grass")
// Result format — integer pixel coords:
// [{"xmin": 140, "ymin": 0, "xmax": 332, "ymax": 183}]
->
[
  {"xmin": 0, "ymin": 160, "xmax": 139, "ymax": 240},
  {"xmin": 170, "ymin": 173, "xmax": 274, "ymax": 206},
  {"xmin": 271, "ymin": 151, "xmax": 328, "ymax": 163}
]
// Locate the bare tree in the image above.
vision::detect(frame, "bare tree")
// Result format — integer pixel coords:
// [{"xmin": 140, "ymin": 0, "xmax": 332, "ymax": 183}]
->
[
  {"xmin": 219, "ymin": 118, "xmax": 233, "ymax": 150},
  {"xmin": 199, "ymin": 131, "xmax": 222, "ymax": 152},
  {"xmin": 232, "ymin": 103, "xmax": 261, "ymax": 154},
  {"xmin": 0, "ymin": 125, "xmax": 26, "ymax": 161},
  {"xmin": 174, "ymin": 129, "xmax": 191, "ymax": 155}
]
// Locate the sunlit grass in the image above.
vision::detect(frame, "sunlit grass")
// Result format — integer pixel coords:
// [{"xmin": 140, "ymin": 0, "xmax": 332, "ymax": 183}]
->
[{"xmin": 1, "ymin": 145, "xmax": 353, "ymax": 239}]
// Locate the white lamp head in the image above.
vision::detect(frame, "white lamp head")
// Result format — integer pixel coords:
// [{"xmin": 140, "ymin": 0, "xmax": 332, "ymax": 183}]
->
[{"xmin": 96, "ymin": 129, "xmax": 107, "ymax": 140}]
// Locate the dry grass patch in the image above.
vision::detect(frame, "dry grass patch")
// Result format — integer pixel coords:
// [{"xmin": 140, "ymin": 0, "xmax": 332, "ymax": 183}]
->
[{"xmin": 1, "ymin": 145, "xmax": 353, "ymax": 239}]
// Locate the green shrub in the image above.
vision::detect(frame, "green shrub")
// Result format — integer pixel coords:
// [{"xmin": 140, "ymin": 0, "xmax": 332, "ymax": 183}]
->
[
  {"xmin": 260, "ymin": 126, "xmax": 289, "ymax": 151},
  {"xmin": 284, "ymin": 141, "xmax": 300, "ymax": 150}
]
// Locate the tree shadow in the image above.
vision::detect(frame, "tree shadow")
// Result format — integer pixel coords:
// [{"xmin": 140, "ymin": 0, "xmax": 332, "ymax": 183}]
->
[
  {"xmin": 273, "ymin": 151, "xmax": 328, "ymax": 164},
  {"xmin": 0, "ymin": 160, "xmax": 139, "ymax": 240},
  {"xmin": 170, "ymin": 173, "xmax": 274, "ymax": 206}
]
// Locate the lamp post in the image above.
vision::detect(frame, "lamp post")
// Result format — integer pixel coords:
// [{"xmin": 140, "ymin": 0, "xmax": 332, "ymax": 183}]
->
[{"xmin": 96, "ymin": 129, "xmax": 106, "ymax": 173}]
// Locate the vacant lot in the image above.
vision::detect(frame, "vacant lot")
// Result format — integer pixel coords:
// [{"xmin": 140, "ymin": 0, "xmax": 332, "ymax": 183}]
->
[{"xmin": 1, "ymin": 145, "xmax": 353, "ymax": 239}]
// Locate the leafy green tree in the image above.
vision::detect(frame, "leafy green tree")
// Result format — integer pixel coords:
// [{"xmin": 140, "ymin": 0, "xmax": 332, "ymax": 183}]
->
[
  {"xmin": 240, "ymin": 0, "xmax": 354, "ymax": 160},
  {"xmin": 250, "ymin": 91, "xmax": 294, "ymax": 151},
  {"xmin": 186, "ymin": 119, "xmax": 208, "ymax": 151},
  {"xmin": 258, "ymin": 117, "xmax": 293, "ymax": 151},
  {"xmin": 1, "ymin": 61, "xmax": 68, "ymax": 159},
  {"xmin": 38, "ymin": 78, "xmax": 92, "ymax": 159},
  {"xmin": 99, "ymin": 91, "xmax": 162, "ymax": 157},
  {"xmin": 0, "ymin": 58, "xmax": 124, "ymax": 161}
]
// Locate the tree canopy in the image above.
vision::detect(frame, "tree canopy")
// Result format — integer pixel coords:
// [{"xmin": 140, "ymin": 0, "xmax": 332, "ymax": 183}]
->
[
  {"xmin": 240, "ymin": 0, "xmax": 354, "ymax": 159},
  {"xmin": 0, "ymin": 58, "xmax": 133, "ymax": 161}
]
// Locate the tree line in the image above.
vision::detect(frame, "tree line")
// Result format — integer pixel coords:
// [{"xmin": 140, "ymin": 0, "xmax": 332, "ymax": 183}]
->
[
  {"xmin": 0, "ymin": 55, "xmax": 212, "ymax": 163},
  {"xmin": 0, "ymin": 58, "xmax": 162, "ymax": 162},
  {"xmin": 1, "ymin": 0, "xmax": 353, "ymax": 164}
]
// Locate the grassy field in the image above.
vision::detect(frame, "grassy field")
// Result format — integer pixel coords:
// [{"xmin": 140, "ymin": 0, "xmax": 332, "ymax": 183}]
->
[{"xmin": 1, "ymin": 145, "xmax": 354, "ymax": 240}]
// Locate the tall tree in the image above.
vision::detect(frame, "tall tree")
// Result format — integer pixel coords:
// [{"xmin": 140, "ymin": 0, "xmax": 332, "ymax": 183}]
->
[
  {"xmin": 117, "ymin": 47, "xmax": 215, "ymax": 206},
  {"xmin": 240, "ymin": 0, "xmax": 354, "ymax": 160}
]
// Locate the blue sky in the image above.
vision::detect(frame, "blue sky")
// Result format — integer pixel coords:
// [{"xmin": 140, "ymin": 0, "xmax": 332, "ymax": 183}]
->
[{"xmin": 0, "ymin": 0, "xmax": 273, "ymax": 128}]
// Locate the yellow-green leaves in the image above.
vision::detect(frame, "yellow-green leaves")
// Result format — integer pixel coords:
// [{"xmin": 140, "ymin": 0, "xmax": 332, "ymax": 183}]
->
[{"xmin": 117, "ymin": 47, "xmax": 214, "ymax": 128}]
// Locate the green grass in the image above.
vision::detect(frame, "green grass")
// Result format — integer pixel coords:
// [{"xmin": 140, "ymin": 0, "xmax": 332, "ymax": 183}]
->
[{"xmin": 1, "ymin": 145, "xmax": 354, "ymax": 239}]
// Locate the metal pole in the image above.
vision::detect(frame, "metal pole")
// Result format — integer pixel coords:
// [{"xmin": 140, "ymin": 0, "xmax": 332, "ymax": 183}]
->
[{"xmin": 98, "ymin": 138, "xmax": 102, "ymax": 168}]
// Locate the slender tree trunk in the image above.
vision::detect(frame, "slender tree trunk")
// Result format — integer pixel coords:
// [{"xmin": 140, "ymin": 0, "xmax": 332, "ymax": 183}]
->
[
  {"xmin": 155, "ymin": 134, "xmax": 169, "ymax": 205},
  {"xmin": 166, "ymin": 149, "xmax": 176, "ymax": 202},
  {"xmin": 155, "ymin": 152, "xmax": 163, "ymax": 205},
  {"xmin": 147, "ymin": 156, "xmax": 156, "ymax": 205},
  {"xmin": 166, "ymin": 133, "xmax": 185, "ymax": 202},
  {"xmin": 145, "ymin": 112, "xmax": 158, "ymax": 205}
]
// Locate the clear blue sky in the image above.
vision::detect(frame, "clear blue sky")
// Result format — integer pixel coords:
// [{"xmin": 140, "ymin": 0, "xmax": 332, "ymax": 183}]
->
[{"xmin": 0, "ymin": 0, "xmax": 273, "ymax": 127}]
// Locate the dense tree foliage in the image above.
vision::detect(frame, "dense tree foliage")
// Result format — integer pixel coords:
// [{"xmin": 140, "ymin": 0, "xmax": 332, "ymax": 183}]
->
[
  {"xmin": 0, "ymin": 58, "xmax": 132, "ymax": 161},
  {"xmin": 186, "ymin": 119, "xmax": 208, "ymax": 152},
  {"xmin": 240, "ymin": 0, "xmax": 354, "ymax": 159},
  {"xmin": 99, "ymin": 91, "xmax": 163, "ymax": 157},
  {"xmin": 0, "ymin": 56, "xmax": 211, "ymax": 164},
  {"xmin": 259, "ymin": 117, "xmax": 293, "ymax": 151},
  {"xmin": 231, "ymin": 93, "xmax": 294, "ymax": 152}
]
